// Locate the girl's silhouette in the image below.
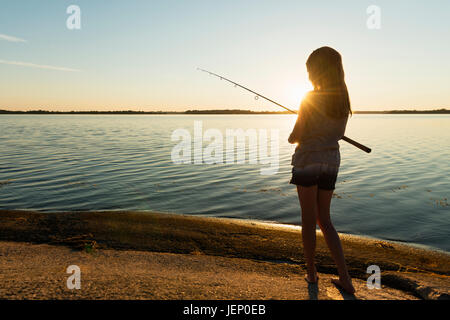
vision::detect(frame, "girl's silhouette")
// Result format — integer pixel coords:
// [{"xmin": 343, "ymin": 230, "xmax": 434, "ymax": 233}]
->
[{"xmin": 289, "ymin": 46, "xmax": 355, "ymax": 294}]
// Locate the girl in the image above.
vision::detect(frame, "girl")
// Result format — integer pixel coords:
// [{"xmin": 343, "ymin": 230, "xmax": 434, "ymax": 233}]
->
[{"xmin": 288, "ymin": 46, "xmax": 355, "ymax": 294}]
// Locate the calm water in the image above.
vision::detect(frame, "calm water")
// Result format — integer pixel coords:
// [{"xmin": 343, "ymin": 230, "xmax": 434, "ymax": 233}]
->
[{"xmin": 1, "ymin": 114, "xmax": 449, "ymax": 252}]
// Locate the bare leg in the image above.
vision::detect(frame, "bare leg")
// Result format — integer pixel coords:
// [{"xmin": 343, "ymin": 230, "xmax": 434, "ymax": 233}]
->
[
  {"xmin": 316, "ymin": 189, "xmax": 355, "ymax": 294},
  {"xmin": 296, "ymin": 185, "xmax": 318, "ymax": 283}
]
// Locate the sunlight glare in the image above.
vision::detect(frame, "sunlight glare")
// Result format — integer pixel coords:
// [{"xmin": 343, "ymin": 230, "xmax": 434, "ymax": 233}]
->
[{"xmin": 288, "ymin": 82, "xmax": 313, "ymax": 107}]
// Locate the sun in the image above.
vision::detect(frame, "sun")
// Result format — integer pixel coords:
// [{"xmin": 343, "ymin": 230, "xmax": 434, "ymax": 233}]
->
[{"xmin": 288, "ymin": 82, "xmax": 313, "ymax": 106}]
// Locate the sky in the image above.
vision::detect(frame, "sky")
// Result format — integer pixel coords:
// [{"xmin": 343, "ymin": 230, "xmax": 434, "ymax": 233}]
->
[{"xmin": 1, "ymin": 0, "xmax": 449, "ymax": 111}]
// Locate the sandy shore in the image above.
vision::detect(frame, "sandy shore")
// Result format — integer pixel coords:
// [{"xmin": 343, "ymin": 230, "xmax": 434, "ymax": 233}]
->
[{"xmin": 0, "ymin": 210, "xmax": 449, "ymax": 300}]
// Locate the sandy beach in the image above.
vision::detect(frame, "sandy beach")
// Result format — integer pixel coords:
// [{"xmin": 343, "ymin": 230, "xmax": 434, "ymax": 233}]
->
[{"xmin": 0, "ymin": 210, "xmax": 449, "ymax": 300}]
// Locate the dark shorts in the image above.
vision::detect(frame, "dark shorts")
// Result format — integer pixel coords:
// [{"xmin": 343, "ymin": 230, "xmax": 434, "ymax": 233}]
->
[{"xmin": 289, "ymin": 163, "xmax": 339, "ymax": 190}]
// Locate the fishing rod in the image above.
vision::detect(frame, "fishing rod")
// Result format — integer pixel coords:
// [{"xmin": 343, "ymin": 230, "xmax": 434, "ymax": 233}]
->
[{"xmin": 197, "ymin": 68, "xmax": 371, "ymax": 153}]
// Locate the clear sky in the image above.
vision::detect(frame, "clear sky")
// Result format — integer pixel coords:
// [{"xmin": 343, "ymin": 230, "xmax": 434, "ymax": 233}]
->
[{"xmin": 1, "ymin": 0, "xmax": 449, "ymax": 111}]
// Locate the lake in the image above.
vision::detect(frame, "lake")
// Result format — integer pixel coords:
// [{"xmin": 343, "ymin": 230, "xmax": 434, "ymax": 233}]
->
[{"xmin": 1, "ymin": 114, "xmax": 449, "ymax": 252}]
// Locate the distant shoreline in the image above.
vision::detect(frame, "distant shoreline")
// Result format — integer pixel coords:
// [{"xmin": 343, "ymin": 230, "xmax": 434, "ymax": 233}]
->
[{"xmin": 1, "ymin": 108, "xmax": 449, "ymax": 115}]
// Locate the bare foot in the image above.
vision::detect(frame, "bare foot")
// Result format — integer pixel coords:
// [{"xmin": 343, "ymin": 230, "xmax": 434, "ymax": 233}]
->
[
  {"xmin": 331, "ymin": 278, "xmax": 355, "ymax": 294},
  {"xmin": 305, "ymin": 266, "xmax": 318, "ymax": 283},
  {"xmin": 305, "ymin": 274, "xmax": 319, "ymax": 283}
]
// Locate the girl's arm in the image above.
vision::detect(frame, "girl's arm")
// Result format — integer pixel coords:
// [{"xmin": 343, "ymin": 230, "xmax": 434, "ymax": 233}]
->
[{"xmin": 288, "ymin": 105, "xmax": 307, "ymax": 144}]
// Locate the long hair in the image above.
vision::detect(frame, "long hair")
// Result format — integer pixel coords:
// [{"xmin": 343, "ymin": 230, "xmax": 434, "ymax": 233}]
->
[{"xmin": 306, "ymin": 46, "xmax": 352, "ymax": 118}]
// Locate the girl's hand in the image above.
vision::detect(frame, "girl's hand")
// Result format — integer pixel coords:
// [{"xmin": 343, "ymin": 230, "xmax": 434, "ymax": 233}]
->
[{"xmin": 288, "ymin": 132, "xmax": 297, "ymax": 144}]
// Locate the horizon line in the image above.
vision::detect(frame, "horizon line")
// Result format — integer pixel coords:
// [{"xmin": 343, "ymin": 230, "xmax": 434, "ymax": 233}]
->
[{"xmin": 1, "ymin": 108, "xmax": 449, "ymax": 115}]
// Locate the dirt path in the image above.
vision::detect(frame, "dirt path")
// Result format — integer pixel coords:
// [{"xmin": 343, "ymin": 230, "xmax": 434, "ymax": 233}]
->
[{"xmin": 0, "ymin": 241, "xmax": 417, "ymax": 300}]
